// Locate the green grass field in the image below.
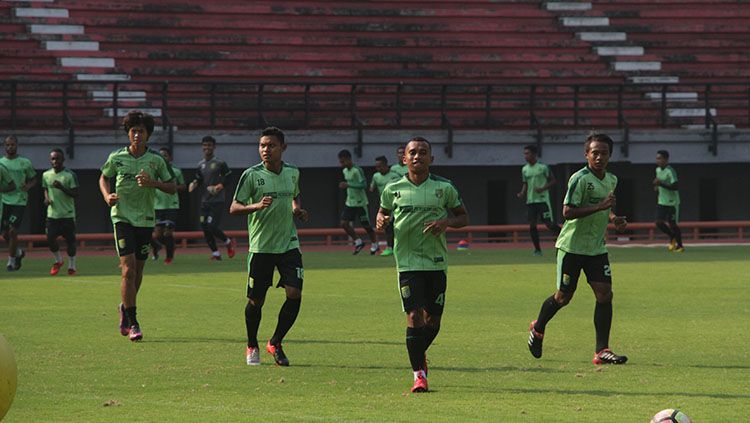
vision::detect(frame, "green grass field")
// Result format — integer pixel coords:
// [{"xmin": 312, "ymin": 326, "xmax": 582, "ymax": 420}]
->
[{"xmin": 2, "ymin": 246, "xmax": 749, "ymax": 422}]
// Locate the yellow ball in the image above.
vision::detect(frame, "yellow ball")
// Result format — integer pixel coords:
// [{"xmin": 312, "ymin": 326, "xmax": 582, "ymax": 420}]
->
[{"xmin": 0, "ymin": 334, "xmax": 17, "ymax": 421}]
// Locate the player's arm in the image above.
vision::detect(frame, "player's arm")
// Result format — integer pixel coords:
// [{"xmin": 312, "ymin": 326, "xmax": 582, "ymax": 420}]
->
[
  {"xmin": 423, "ymin": 204, "xmax": 469, "ymax": 235},
  {"xmin": 536, "ymin": 171, "xmax": 557, "ymax": 193},
  {"xmin": 136, "ymin": 169, "xmax": 176, "ymax": 194},
  {"xmin": 376, "ymin": 207, "xmax": 392, "ymax": 231},
  {"xmin": 517, "ymin": 182, "xmax": 527, "ymax": 199},
  {"xmin": 229, "ymin": 197, "xmax": 272, "ymax": 215},
  {"xmin": 98, "ymin": 173, "xmax": 118, "ymax": 207},
  {"xmin": 43, "ymin": 187, "xmax": 51, "ymax": 205},
  {"xmin": 175, "ymin": 179, "xmax": 187, "ymax": 193},
  {"xmin": 609, "ymin": 211, "xmax": 627, "ymax": 232},
  {"xmin": 0, "ymin": 179, "xmax": 15, "ymax": 193},
  {"xmin": 292, "ymin": 195, "xmax": 309, "ymax": 222},
  {"xmin": 189, "ymin": 166, "xmax": 202, "ymax": 192},
  {"xmin": 52, "ymin": 180, "xmax": 78, "ymax": 198},
  {"xmin": 655, "ymin": 179, "xmax": 679, "ymax": 190},
  {"xmin": 562, "ymin": 191, "xmax": 615, "ymax": 220},
  {"xmin": 22, "ymin": 173, "xmax": 37, "ymax": 192},
  {"xmin": 210, "ymin": 161, "xmax": 231, "ymax": 193}
]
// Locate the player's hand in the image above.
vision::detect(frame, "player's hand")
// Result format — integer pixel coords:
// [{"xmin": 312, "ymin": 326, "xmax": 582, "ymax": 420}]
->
[
  {"xmin": 254, "ymin": 196, "xmax": 273, "ymax": 210},
  {"xmin": 338, "ymin": 181, "xmax": 349, "ymax": 189},
  {"xmin": 613, "ymin": 215, "xmax": 628, "ymax": 232},
  {"xmin": 136, "ymin": 169, "xmax": 152, "ymax": 187},
  {"xmin": 652, "ymin": 178, "xmax": 660, "ymax": 187},
  {"xmin": 52, "ymin": 180, "xmax": 63, "ymax": 189},
  {"xmin": 423, "ymin": 219, "xmax": 448, "ymax": 236},
  {"xmin": 516, "ymin": 191, "xmax": 524, "ymax": 199},
  {"xmin": 599, "ymin": 192, "xmax": 616, "ymax": 211},
  {"xmin": 105, "ymin": 193, "xmax": 119, "ymax": 207},
  {"xmin": 376, "ymin": 214, "xmax": 391, "ymax": 231},
  {"xmin": 44, "ymin": 198, "xmax": 52, "ymax": 206},
  {"xmin": 188, "ymin": 180, "xmax": 198, "ymax": 193},
  {"xmin": 534, "ymin": 187, "xmax": 545, "ymax": 193},
  {"xmin": 293, "ymin": 207, "xmax": 309, "ymax": 222},
  {"xmin": 206, "ymin": 185, "xmax": 217, "ymax": 195},
  {"xmin": 213, "ymin": 183, "xmax": 224, "ymax": 193}
]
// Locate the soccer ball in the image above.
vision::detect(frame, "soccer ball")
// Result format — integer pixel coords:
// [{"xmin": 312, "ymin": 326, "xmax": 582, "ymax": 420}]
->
[
  {"xmin": 651, "ymin": 409, "xmax": 692, "ymax": 423},
  {"xmin": 0, "ymin": 334, "xmax": 17, "ymax": 420}
]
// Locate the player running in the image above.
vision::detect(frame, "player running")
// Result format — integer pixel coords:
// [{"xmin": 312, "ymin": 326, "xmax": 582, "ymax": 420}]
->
[
  {"xmin": 377, "ymin": 136, "xmax": 469, "ymax": 393},
  {"xmin": 527, "ymin": 132, "xmax": 628, "ymax": 365},
  {"xmin": 653, "ymin": 150, "xmax": 683, "ymax": 252},
  {"xmin": 1, "ymin": 135, "xmax": 36, "ymax": 271},
  {"xmin": 369, "ymin": 155, "xmax": 401, "ymax": 256},
  {"xmin": 517, "ymin": 145, "xmax": 561, "ymax": 255},
  {"xmin": 230, "ymin": 127, "xmax": 309, "ymax": 367},
  {"xmin": 338, "ymin": 149, "xmax": 379, "ymax": 255},
  {"xmin": 152, "ymin": 147, "xmax": 186, "ymax": 264},
  {"xmin": 42, "ymin": 148, "xmax": 79, "ymax": 276}
]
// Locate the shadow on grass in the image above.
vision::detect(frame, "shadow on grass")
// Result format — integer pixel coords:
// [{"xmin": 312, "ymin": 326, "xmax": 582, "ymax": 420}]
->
[
  {"xmin": 145, "ymin": 337, "xmax": 403, "ymax": 346},
  {"xmin": 440, "ymin": 385, "xmax": 750, "ymax": 400}
]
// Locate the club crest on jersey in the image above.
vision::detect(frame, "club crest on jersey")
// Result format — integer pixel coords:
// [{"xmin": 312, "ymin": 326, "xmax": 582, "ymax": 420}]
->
[
  {"xmin": 586, "ymin": 182, "xmax": 595, "ymax": 191},
  {"xmin": 435, "ymin": 189, "xmax": 443, "ymax": 198},
  {"xmin": 210, "ymin": 163, "xmax": 217, "ymax": 170}
]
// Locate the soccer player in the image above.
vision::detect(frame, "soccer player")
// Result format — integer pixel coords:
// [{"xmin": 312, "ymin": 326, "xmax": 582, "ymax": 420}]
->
[
  {"xmin": 369, "ymin": 155, "xmax": 401, "ymax": 257},
  {"xmin": 189, "ymin": 136, "xmax": 236, "ymax": 260},
  {"xmin": 338, "ymin": 149, "xmax": 379, "ymax": 255},
  {"xmin": 516, "ymin": 145, "xmax": 561, "ymax": 256},
  {"xmin": 1, "ymin": 135, "xmax": 36, "ymax": 272},
  {"xmin": 42, "ymin": 148, "xmax": 79, "ymax": 276},
  {"xmin": 99, "ymin": 111, "xmax": 175, "ymax": 341},
  {"xmin": 527, "ymin": 132, "xmax": 629, "ymax": 365},
  {"xmin": 152, "ymin": 147, "xmax": 186, "ymax": 264},
  {"xmin": 230, "ymin": 127, "xmax": 309, "ymax": 366},
  {"xmin": 390, "ymin": 145, "xmax": 408, "ymax": 177},
  {"xmin": 653, "ymin": 150, "xmax": 683, "ymax": 252},
  {"xmin": 377, "ymin": 137, "xmax": 469, "ymax": 393},
  {"xmin": 0, "ymin": 164, "xmax": 15, "ymax": 241}
]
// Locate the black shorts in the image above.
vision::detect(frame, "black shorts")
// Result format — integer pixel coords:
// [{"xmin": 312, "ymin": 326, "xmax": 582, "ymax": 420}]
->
[
  {"xmin": 114, "ymin": 222, "xmax": 153, "ymax": 260},
  {"xmin": 246, "ymin": 248, "xmax": 304, "ymax": 298},
  {"xmin": 1, "ymin": 204, "xmax": 25, "ymax": 231},
  {"xmin": 341, "ymin": 206, "xmax": 371, "ymax": 227},
  {"xmin": 527, "ymin": 202, "xmax": 553, "ymax": 223},
  {"xmin": 656, "ymin": 205, "xmax": 679, "ymax": 223},
  {"xmin": 200, "ymin": 202, "xmax": 224, "ymax": 227},
  {"xmin": 556, "ymin": 250, "xmax": 611, "ymax": 293},
  {"xmin": 398, "ymin": 270, "xmax": 447, "ymax": 315},
  {"xmin": 155, "ymin": 209, "xmax": 179, "ymax": 228},
  {"xmin": 46, "ymin": 218, "xmax": 76, "ymax": 240}
]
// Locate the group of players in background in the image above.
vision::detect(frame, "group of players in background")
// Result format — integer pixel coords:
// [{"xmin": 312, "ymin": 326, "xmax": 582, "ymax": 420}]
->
[{"xmin": 0, "ymin": 110, "xmax": 685, "ymax": 393}]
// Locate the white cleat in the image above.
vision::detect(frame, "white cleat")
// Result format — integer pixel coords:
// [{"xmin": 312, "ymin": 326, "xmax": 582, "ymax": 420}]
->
[{"xmin": 246, "ymin": 346, "xmax": 260, "ymax": 365}]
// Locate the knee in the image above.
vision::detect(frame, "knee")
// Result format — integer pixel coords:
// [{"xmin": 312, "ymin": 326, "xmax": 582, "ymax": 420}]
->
[
  {"xmin": 554, "ymin": 290, "xmax": 573, "ymax": 307},
  {"xmin": 121, "ymin": 264, "xmax": 135, "ymax": 282},
  {"xmin": 285, "ymin": 287, "xmax": 301, "ymax": 300},
  {"xmin": 424, "ymin": 313, "xmax": 441, "ymax": 328},
  {"xmin": 200, "ymin": 221, "xmax": 211, "ymax": 231},
  {"xmin": 407, "ymin": 309, "xmax": 425, "ymax": 327},
  {"xmin": 596, "ymin": 290, "xmax": 613, "ymax": 303},
  {"xmin": 248, "ymin": 296, "xmax": 265, "ymax": 307}
]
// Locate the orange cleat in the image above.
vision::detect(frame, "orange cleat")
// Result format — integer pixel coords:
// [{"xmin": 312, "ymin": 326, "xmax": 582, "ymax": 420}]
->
[{"xmin": 50, "ymin": 261, "xmax": 64, "ymax": 276}]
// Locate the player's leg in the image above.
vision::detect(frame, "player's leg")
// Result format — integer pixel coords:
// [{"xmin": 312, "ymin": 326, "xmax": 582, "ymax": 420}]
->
[
  {"xmin": 4, "ymin": 206, "xmax": 24, "ymax": 271},
  {"xmin": 655, "ymin": 205, "xmax": 675, "ymax": 249},
  {"xmin": 245, "ymin": 252, "xmax": 274, "ymax": 365},
  {"xmin": 667, "ymin": 206, "xmax": 683, "ymax": 251},
  {"xmin": 151, "ymin": 224, "xmax": 164, "ymax": 260},
  {"xmin": 421, "ymin": 271, "xmax": 446, "ymax": 377},
  {"xmin": 163, "ymin": 225, "xmax": 176, "ymax": 262},
  {"xmin": 360, "ymin": 209, "xmax": 379, "ymax": 255},
  {"xmin": 585, "ymin": 254, "xmax": 627, "ymax": 364},
  {"xmin": 62, "ymin": 219, "xmax": 77, "ymax": 275},
  {"xmin": 528, "ymin": 250, "xmax": 580, "ymax": 358},
  {"xmin": 200, "ymin": 203, "xmax": 220, "ymax": 259},
  {"xmin": 267, "ymin": 249, "xmax": 304, "ymax": 366},
  {"xmin": 381, "ymin": 224, "xmax": 394, "ymax": 256},
  {"xmin": 401, "ymin": 272, "xmax": 429, "ymax": 392},
  {"xmin": 46, "ymin": 218, "xmax": 64, "ymax": 275},
  {"xmin": 527, "ymin": 204, "xmax": 542, "ymax": 255},
  {"xmin": 541, "ymin": 202, "xmax": 561, "ymax": 235},
  {"xmin": 340, "ymin": 207, "xmax": 364, "ymax": 254},
  {"xmin": 209, "ymin": 203, "xmax": 235, "ymax": 258}
]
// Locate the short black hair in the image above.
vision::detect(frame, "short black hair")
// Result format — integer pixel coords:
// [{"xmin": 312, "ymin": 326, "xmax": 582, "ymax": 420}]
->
[
  {"xmin": 122, "ymin": 110, "xmax": 155, "ymax": 136},
  {"xmin": 159, "ymin": 147, "xmax": 172, "ymax": 157},
  {"xmin": 407, "ymin": 136, "xmax": 432, "ymax": 152},
  {"xmin": 375, "ymin": 155, "xmax": 388, "ymax": 163},
  {"xmin": 657, "ymin": 150, "xmax": 669, "ymax": 159},
  {"xmin": 524, "ymin": 145, "xmax": 538, "ymax": 154},
  {"xmin": 202, "ymin": 135, "xmax": 216, "ymax": 145},
  {"xmin": 338, "ymin": 149, "xmax": 352, "ymax": 159},
  {"xmin": 5, "ymin": 135, "xmax": 17, "ymax": 143},
  {"xmin": 584, "ymin": 131, "xmax": 614, "ymax": 154},
  {"xmin": 261, "ymin": 126, "xmax": 285, "ymax": 144},
  {"xmin": 51, "ymin": 147, "xmax": 65, "ymax": 158}
]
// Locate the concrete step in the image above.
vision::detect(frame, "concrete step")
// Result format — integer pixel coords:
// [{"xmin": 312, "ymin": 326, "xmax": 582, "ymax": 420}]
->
[
  {"xmin": 14, "ymin": 7, "xmax": 68, "ymax": 18},
  {"xmin": 91, "ymin": 91, "xmax": 147, "ymax": 102},
  {"xmin": 561, "ymin": 17, "xmax": 609, "ymax": 27},
  {"xmin": 3, "ymin": 0, "xmax": 54, "ymax": 2},
  {"xmin": 613, "ymin": 61, "xmax": 661, "ymax": 71},
  {"xmin": 645, "ymin": 92, "xmax": 698, "ymax": 101},
  {"xmin": 60, "ymin": 57, "xmax": 115, "ymax": 68},
  {"xmin": 577, "ymin": 32, "xmax": 627, "ymax": 42},
  {"xmin": 667, "ymin": 108, "xmax": 716, "ymax": 117},
  {"xmin": 629, "ymin": 76, "xmax": 680, "ymax": 84},
  {"xmin": 30, "ymin": 24, "xmax": 83, "ymax": 35},
  {"xmin": 595, "ymin": 46, "xmax": 644, "ymax": 56},
  {"xmin": 44, "ymin": 41, "xmax": 99, "ymax": 51},
  {"xmin": 104, "ymin": 108, "xmax": 162, "ymax": 118},
  {"xmin": 546, "ymin": 2, "xmax": 592, "ymax": 11},
  {"xmin": 75, "ymin": 74, "xmax": 131, "ymax": 81},
  {"xmin": 682, "ymin": 124, "xmax": 735, "ymax": 130}
]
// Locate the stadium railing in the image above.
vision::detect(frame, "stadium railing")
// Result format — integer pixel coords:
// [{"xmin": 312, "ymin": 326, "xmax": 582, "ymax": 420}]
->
[{"xmin": 17, "ymin": 221, "xmax": 750, "ymax": 250}]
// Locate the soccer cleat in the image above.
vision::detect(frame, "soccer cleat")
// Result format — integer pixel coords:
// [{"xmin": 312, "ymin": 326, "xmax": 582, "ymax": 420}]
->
[
  {"xmin": 164, "ymin": 258, "xmax": 173, "ymax": 265},
  {"xmin": 380, "ymin": 248, "xmax": 394, "ymax": 257},
  {"xmin": 227, "ymin": 238, "xmax": 236, "ymax": 258},
  {"xmin": 151, "ymin": 253, "xmax": 159, "ymax": 261},
  {"xmin": 6, "ymin": 264, "xmax": 13, "ymax": 272},
  {"xmin": 528, "ymin": 320, "xmax": 544, "ymax": 359},
  {"xmin": 668, "ymin": 238, "xmax": 677, "ymax": 251},
  {"xmin": 370, "ymin": 244, "xmax": 380, "ymax": 255},
  {"xmin": 673, "ymin": 246, "xmax": 685, "ymax": 253},
  {"xmin": 411, "ymin": 374, "xmax": 429, "ymax": 393},
  {"xmin": 67, "ymin": 268, "xmax": 77, "ymax": 276},
  {"xmin": 353, "ymin": 243, "xmax": 365, "ymax": 255},
  {"xmin": 14, "ymin": 249, "xmax": 25, "ymax": 270},
  {"xmin": 592, "ymin": 348, "xmax": 628, "ymax": 365},
  {"xmin": 266, "ymin": 342, "xmax": 290, "ymax": 366},
  {"xmin": 118, "ymin": 304, "xmax": 130, "ymax": 336},
  {"xmin": 246, "ymin": 346, "xmax": 260, "ymax": 365},
  {"xmin": 532, "ymin": 250, "xmax": 543, "ymax": 257},
  {"xmin": 128, "ymin": 324, "xmax": 143, "ymax": 342},
  {"xmin": 50, "ymin": 261, "xmax": 64, "ymax": 276},
  {"xmin": 210, "ymin": 254, "xmax": 222, "ymax": 261}
]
